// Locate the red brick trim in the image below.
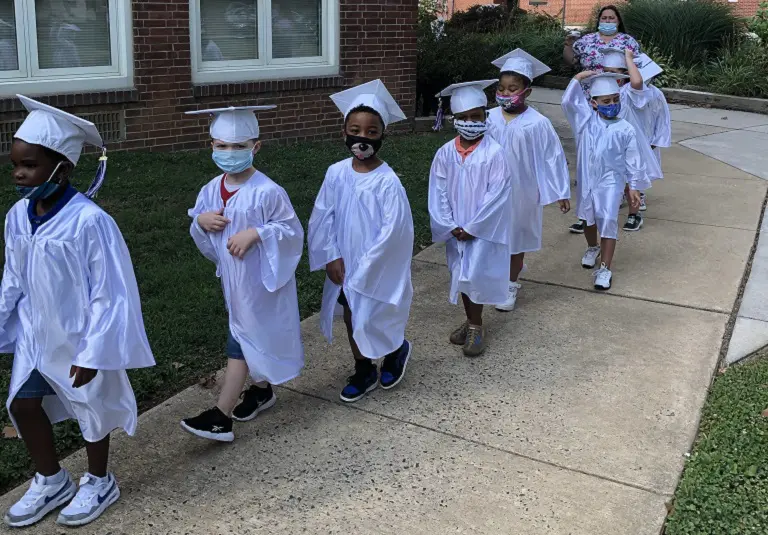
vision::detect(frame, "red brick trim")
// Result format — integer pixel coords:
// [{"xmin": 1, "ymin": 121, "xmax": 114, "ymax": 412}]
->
[
  {"xmin": 0, "ymin": 90, "xmax": 140, "ymax": 113},
  {"xmin": 191, "ymin": 76, "xmax": 347, "ymax": 98}
]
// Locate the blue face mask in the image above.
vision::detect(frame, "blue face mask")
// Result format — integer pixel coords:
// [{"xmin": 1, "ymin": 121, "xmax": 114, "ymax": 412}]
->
[
  {"xmin": 597, "ymin": 102, "xmax": 621, "ymax": 118},
  {"xmin": 598, "ymin": 22, "xmax": 618, "ymax": 36},
  {"xmin": 16, "ymin": 161, "xmax": 64, "ymax": 200},
  {"xmin": 212, "ymin": 148, "xmax": 254, "ymax": 174}
]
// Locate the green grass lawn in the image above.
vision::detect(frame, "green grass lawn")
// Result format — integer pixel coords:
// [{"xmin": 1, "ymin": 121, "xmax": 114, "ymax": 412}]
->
[
  {"xmin": 665, "ymin": 355, "xmax": 768, "ymax": 535},
  {"xmin": 0, "ymin": 131, "xmax": 452, "ymax": 493}
]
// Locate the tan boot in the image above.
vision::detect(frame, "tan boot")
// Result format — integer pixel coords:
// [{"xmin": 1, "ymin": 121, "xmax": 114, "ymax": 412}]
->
[
  {"xmin": 463, "ymin": 325, "xmax": 487, "ymax": 357},
  {"xmin": 449, "ymin": 321, "xmax": 469, "ymax": 345}
]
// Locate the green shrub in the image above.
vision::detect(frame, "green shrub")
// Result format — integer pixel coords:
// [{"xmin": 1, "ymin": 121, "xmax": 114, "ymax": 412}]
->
[
  {"xmin": 702, "ymin": 40, "xmax": 768, "ymax": 98},
  {"xmin": 748, "ymin": 1, "xmax": 768, "ymax": 42},
  {"xmin": 446, "ymin": 4, "xmax": 519, "ymax": 33},
  {"xmin": 622, "ymin": 0, "xmax": 741, "ymax": 67}
]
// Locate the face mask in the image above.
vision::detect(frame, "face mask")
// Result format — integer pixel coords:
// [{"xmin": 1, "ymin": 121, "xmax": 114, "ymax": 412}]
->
[
  {"xmin": 496, "ymin": 92, "xmax": 526, "ymax": 112},
  {"xmin": 345, "ymin": 135, "xmax": 383, "ymax": 160},
  {"xmin": 454, "ymin": 119, "xmax": 487, "ymax": 140},
  {"xmin": 16, "ymin": 161, "xmax": 64, "ymax": 201},
  {"xmin": 596, "ymin": 102, "xmax": 621, "ymax": 118},
  {"xmin": 598, "ymin": 22, "xmax": 618, "ymax": 36},
  {"xmin": 212, "ymin": 148, "xmax": 254, "ymax": 174}
]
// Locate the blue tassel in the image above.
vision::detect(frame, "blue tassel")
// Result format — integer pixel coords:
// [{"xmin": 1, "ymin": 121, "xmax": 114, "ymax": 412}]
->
[
  {"xmin": 433, "ymin": 99, "xmax": 444, "ymax": 132},
  {"xmin": 85, "ymin": 146, "xmax": 108, "ymax": 199}
]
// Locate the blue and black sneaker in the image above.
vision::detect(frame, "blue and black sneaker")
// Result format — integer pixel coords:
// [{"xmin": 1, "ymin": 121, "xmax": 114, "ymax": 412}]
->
[
  {"xmin": 340, "ymin": 360, "xmax": 378, "ymax": 403},
  {"xmin": 380, "ymin": 340, "xmax": 412, "ymax": 390}
]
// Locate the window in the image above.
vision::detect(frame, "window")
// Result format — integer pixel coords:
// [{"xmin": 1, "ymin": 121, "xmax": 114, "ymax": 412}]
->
[
  {"xmin": 0, "ymin": 0, "xmax": 132, "ymax": 98},
  {"xmin": 190, "ymin": 0, "xmax": 339, "ymax": 84}
]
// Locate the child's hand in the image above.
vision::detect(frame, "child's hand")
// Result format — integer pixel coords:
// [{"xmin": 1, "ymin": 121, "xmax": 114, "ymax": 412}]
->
[
  {"xmin": 624, "ymin": 48, "xmax": 635, "ymax": 61},
  {"xmin": 575, "ymin": 70, "xmax": 596, "ymax": 82},
  {"xmin": 558, "ymin": 199, "xmax": 571, "ymax": 214},
  {"xmin": 627, "ymin": 189, "xmax": 642, "ymax": 209},
  {"xmin": 326, "ymin": 258, "xmax": 345, "ymax": 285},
  {"xmin": 456, "ymin": 230, "xmax": 475, "ymax": 241},
  {"xmin": 227, "ymin": 228, "xmax": 260, "ymax": 259},
  {"xmin": 198, "ymin": 209, "xmax": 230, "ymax": 233},
  {"xmin": 451, "ymin": 227, "xmax": 464, "ymax": 238},
  {"xmin": 70, "ymin": 365, "xmax": 98, "ymax": 388}
]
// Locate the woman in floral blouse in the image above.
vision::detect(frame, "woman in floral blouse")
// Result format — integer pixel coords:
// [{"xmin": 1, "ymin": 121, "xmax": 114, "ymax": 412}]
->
[{"xmin": 563, "ymin": 5, "xmax": 640, "ymax": 71}]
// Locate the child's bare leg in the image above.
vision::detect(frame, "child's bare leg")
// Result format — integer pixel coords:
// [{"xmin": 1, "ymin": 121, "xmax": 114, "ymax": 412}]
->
[
  {"xmin": 461, "ymin": 293, "xmax": 483, "ymax": 326},
  {"xmin": 509, "ymin": 253, "xmax": 525, "ymax": 282},
  {"xmin": 601, "ymin": 237, "xmax": 617, "ymax": 268},
  {"xmin": 342, "ymin": 303, "xmax": 366, "ymax": 362},
  {"xmin": 584, "ymin": 224, "xmax": 599, "ymax": 247},
  {"xmin": 216, "ymin": 358, "xmax": 249, "ymax": 415},
  {"xmin": 84, "ymin": 435, "xmax": 110, "ymax": 478},
  {"xmin": 10, "ymin": 398, "xmax": 60, "ymax": 476}
]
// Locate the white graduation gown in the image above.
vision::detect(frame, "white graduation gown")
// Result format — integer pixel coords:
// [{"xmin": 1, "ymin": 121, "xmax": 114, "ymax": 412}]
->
[
  {"xmin": 487, "ymin": 106, "xmax": 570, "ymax": 255},
  {"xmin": 189, "ymin": 172, "xmax": 304, "ymax": 384},
  {"xmin": 620, "ymin": 84, "xmax": 664, "ymax": 181},
  {"xmin": 647, "ymin": 84, "xmax": 672, "ymax": 166},
  {"xmin": 428, "ymin": 136, "xmax": 512, "ymax": 305},
  {"xmin": 0, "ymin": 194, "xmax": 155, "ymax": 442},
  {"xmin": 307, "ymin": 159, "xmax": 414, "ymax": 360},
  {"xmin": 562, "ymin": 79, "xmax": 651, "ymax": 239}
]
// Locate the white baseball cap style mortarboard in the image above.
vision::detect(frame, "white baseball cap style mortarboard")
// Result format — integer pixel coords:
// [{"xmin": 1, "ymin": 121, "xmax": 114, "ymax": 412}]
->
[
  {"xmin": 330, "ymin": 79, "xmax": 406, "ymax": 127},
  {"xmin": 601, "ymin": 47, "xmax": 629, "ymax": 69},
  {"xmin": 634, "ymin": 53, "xmax": 663, "ymax": 82},
  {"xmin": 185, "ymin": 105, "xmax": 276, "ymax": 142},
  {"xmin": 438, "ymin": 80, "xmax": 497, "ymax": 114},
  {"xmin": 491, "ymin": 48, "xmax": 551, "ymax": 82},
  {"xmin": 585, "ymin": 72, "xmax": 629, "ymax": 97},
  {"xmin": 14, "ymin": 94, "xmax": 103, "ymax": 165}
]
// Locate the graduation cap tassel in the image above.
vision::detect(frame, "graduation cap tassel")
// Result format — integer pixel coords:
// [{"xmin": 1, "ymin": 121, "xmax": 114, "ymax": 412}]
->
[
  {"xmin": 432, "ymin": 98, "xmax": 444, "ymax": 132},
  {"xmin": 85, "ymin": 146, "xmax": 108, "ymax": 199}
]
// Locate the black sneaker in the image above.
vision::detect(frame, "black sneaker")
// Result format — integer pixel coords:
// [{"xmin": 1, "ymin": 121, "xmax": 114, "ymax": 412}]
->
[
  {"xmin": 623, "ymin": 214, "xmax": 643, "ymax": 232},
  {"xmin": 180, "ymin": 407, "xmax": 234, "ymax": 442},
  {"xmin": 380, "ymin": 340, "xmax": 412, "ymax": 390},
  {"xmin": 569, "ymin": 220, "xmax": 586, "ymax": 234},
  {"xmin": 340, "ymin": 360, "xmax": 378, "ymax": 403},
  {"xmin": 232, "ymin": 385, "xmax": 277, "ymax": 422}
]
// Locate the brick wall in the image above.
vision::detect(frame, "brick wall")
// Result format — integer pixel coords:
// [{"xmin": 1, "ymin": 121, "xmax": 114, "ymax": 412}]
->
[{"xmin": 0, "ymin": 0, "xmax": 418, "ymax": 153}]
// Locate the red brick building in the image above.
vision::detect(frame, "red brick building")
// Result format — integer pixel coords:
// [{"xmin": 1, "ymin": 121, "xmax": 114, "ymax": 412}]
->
[{"xmin": 0, "ymin": 0, "xmax": 418, "ymax": 154}]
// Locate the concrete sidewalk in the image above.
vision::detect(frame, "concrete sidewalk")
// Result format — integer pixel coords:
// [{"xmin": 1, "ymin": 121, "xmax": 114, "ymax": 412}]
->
[{"xmin": 2, "ymin": 91, "xmax": 767, "ymax": 535}]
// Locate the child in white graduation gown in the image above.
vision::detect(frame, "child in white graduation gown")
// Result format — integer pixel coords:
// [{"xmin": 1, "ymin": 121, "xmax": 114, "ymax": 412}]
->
[
  {"xmin": 181, "ymin": 106, "xmax": 304, "ymax": 442},
  {"xmin": 600, "ymin": 47, "xmax": 664, "ymax": 232},
  {"xmin": 632, "ymin": 54, "xmax": 672, "ymax": 170},
  {"xmin": 308, "ymin": 80, "xmax": 414, "ymax": 404},
  {"xmin": 429, "ymin": 80, "xmax": 512, "ymax": 357},
  {"xmin": 1, "ymin": 96, "xmax": 155, "ymax": 528},
  {"xmin": 561, "ymin": 72, "xmax": 651, "ymax": 290},
  {"xmin": 487, "ymin": 49, "xmax": 571, "ymax": 312}
]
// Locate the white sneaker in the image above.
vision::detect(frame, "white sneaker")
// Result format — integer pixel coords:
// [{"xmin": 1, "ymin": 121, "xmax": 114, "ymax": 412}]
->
[
  {"xmin": 4, "ymin": 471, "xmax": 76, "ymax": 527},
  {"xmin": 496, "ymin": 281, "xmax": 522, "ymax": 311},
  {"xmin": 639, "ymin": 193, "xmax": 647, "ymax": 212},
  {"xmin": 581, "ymin": 246, "xmax": 601, "ymax": 268},
  {"xmin": 593, "ymin": 263, "xmax": 612, "ymax": 290},
  {"xmin": 56, "ymin": 473, "xmax": 120, "ymax": 527}
]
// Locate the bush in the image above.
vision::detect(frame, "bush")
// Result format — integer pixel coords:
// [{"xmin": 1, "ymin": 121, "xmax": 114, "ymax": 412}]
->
[
  {"xmin": 748, "ymin": 1, "xmax": 768, "ymax": 43},
  {"xmin": 446, "ymin": 4, "xmax": 517, "ymax": 33},
  {"xmin": 622, "ymin": 0, "xmax": 741, "ymax": 67}
]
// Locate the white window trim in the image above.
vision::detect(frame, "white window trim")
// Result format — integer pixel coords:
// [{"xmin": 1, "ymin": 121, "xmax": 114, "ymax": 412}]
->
[
  {"xmin": 0, "ymin": 0, "xmax": 133, "ymax": 98},
  {"xmin": 190, "ymin": 0, "xmax": 339, "ymax": 85}
]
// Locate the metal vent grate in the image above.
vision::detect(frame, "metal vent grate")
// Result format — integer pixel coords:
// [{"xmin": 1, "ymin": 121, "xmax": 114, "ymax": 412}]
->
[{"xmin": 0, "ymin": 109, "xmax": 125, "ymax": 155}]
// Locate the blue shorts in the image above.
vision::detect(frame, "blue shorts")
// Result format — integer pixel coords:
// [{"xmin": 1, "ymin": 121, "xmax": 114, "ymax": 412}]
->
[
  {"xmin": 226, "ymin": 331, "xmax": 245, "ymax": 360},
  {"xmin": 15, "ymin": 370, "xmax": 56, "ymax": 399}
]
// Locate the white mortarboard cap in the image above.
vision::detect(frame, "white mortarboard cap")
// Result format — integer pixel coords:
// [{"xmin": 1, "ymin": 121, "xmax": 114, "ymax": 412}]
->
[
  {"xmin": 491, "ymin": 48, "xmax": 551, "ymax": 81},
  {"xmin": 585, "ymin": 73, "xmax": 629, "ymax": 97},
  {"xmin": 601, "ymin": 47, "xmax": 628, "ymax": 69},
  {"xmin": 634, "ymin": 53, "xmax": 663, "ymax": 82},
  {"xmin": 14, "ymin": 94, "xmax": 103, "ymax": 165},
  {"xmin": 438, "ymin": 80, "xmax": 497, "ymax": 114},
  {"xmin": 330, "ymin": 79, "xmax": 406, "ymax": 127},
  {"xmin": 185, "ymin": 105, "xmax": 276, "ymax": 142}
]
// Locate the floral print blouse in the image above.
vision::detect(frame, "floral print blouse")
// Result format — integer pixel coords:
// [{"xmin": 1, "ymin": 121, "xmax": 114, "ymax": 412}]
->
[{"xmin": 573, "ymin": 32, "xmax": 641, "ymax": 70}]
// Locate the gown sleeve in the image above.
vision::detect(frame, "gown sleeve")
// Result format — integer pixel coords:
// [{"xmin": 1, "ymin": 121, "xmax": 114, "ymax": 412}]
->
[
  {"xmin": 562, "ymin": 79, "xmax": 593, "ymax": 137},
  {"xmin": 0, "ymin": 215, "xmax": 22, "ymax": 353},
  {"xmin": 72, "ymin": 214, "xmax": 155, "ymax": 371},
  {"xmin": 307, "ymin": 169, "xmax": 342, "ymax": 272},
  {"xmin": 625, "ymin": 85, "xmax": 650, "ymax": 110},
  {"xmin": 534, "ymin": 119, "xmax": 571, "ymax": 206},
  {"xmin": 624, "ymin": 128, "xmax": 652, "ymax": 192},
  {"xmin": 253, "ymin": 186, "xmax": 304, "ymax": 293},
  {"xmin": 187, "ymin": 187, "xmax": 219, "ymax": 265},
  {"xmin": 462, "ymin": 150, "xmax": 511, "ymax": 246},
  {"xmin": 346, "ymin": 181, "xmax": 414, "ymax": 306},
  {"xmin": 428, "ymin": 149, "xmax": 458, "ymax": 243},
  {"xmin": 652, "ymin": 88, "xmax": 672, "ymax": 148}
]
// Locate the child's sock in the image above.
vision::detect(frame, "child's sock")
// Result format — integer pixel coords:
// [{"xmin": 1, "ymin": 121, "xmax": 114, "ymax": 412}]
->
[
  {"xmin": 84, "ymin": 473, "xmax": 111, "ymax": 484},
  {"xmin": 41, "ymin": 469, "xmax": 66, "ymax": 485}
]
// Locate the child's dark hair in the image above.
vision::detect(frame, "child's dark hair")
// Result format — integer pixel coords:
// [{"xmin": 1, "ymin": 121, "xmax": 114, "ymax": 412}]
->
[
  {"xmin": 344, "ymin": 105, "xmax": 385, "ymax": 130},
  {"xmin": 499, "ymin": 71, "xmax": 531, "ymax": 89},
  {"xmin": 595, "ymin": 5, "xmax": 626, "ymax": 34}
]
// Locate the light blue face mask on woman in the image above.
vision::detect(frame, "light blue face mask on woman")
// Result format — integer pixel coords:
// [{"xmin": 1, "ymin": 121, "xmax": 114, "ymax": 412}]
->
[
  {"xmin": 212, "ymin": 148, "xmax": 254, "ymax": 174},
  {"xmin": 599, "ymin": 22, "xmax": 618, "ymax": 36}
]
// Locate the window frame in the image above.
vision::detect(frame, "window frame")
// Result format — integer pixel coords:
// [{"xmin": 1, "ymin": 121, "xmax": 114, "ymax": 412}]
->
[
  {"xmin": 189, "ymin": 0, "xmax": 340, "ymax": 85},
  {"xmin": 0, "ymin": 0, "xmax": 133, "ymax": 98}
]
